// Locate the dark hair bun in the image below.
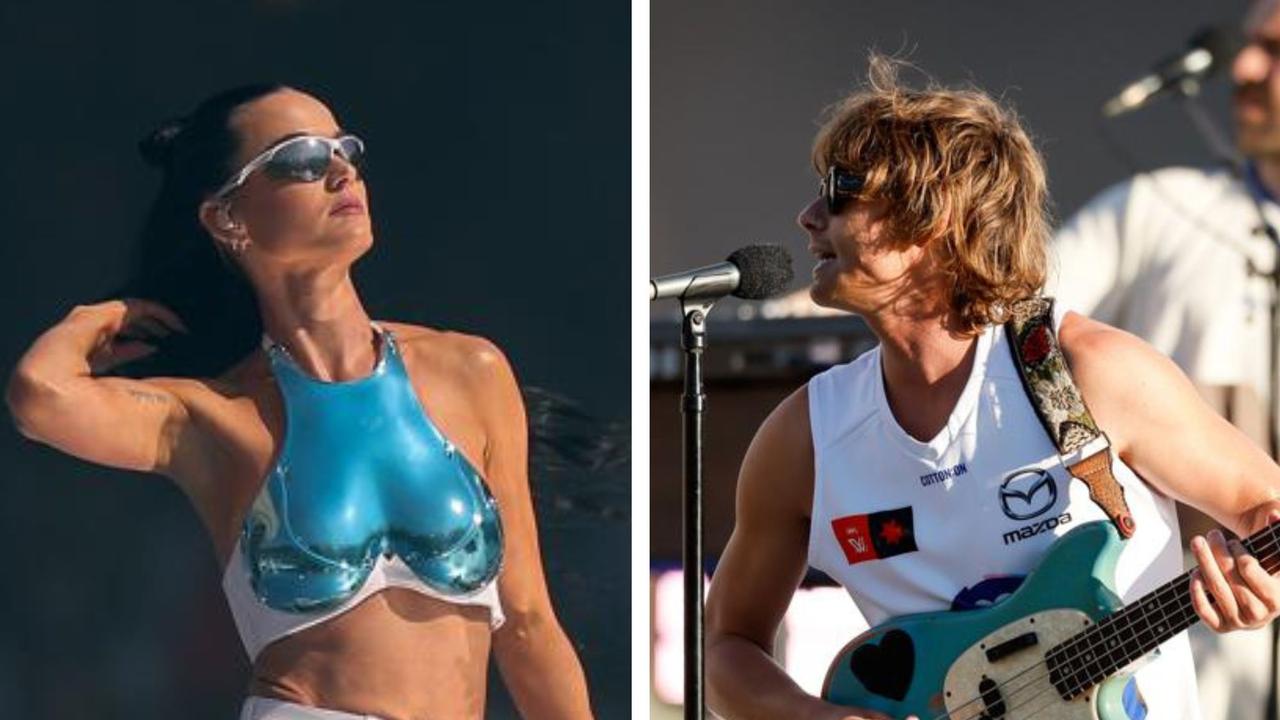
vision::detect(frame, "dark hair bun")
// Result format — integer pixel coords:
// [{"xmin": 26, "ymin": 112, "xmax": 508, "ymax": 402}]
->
[{"xmin": 138, "ymin": 118, "xmax": 187, "ymax": 169}]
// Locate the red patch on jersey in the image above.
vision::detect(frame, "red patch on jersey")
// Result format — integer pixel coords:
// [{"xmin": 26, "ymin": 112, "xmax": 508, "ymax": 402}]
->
[
  {"xmin": 832, "ymin": 506, "xmax": 919, "ymax": 565},
  {"xmin": 832, "ymin": 513, "xmax": 877, "ymax": 564}
]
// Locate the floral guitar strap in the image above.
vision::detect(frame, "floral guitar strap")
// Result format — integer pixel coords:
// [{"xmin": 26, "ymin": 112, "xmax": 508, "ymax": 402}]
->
[{"xmin": 1004, "ymin": 297, "xmax": 1137, "ymax": 539}]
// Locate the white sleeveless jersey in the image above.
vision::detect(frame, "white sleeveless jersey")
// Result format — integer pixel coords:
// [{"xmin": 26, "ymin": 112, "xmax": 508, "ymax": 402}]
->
[{"xmin": 806, "ymin": 310, "xmax": 1200, "ymax": 719}]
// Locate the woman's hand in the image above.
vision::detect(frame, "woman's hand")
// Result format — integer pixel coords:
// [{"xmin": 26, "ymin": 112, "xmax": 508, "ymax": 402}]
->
[
  {"xmin": 1189, "ymin": 509, "xmax": 1280, "ymax": 632},
  {"xmin": 66, "ymin": 298, "xmax": 187, "ymax": 374}
]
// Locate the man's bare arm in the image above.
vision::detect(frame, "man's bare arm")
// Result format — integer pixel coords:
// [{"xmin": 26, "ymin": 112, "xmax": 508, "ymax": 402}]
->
[{"xmin": 706, "ymin": 387, "xmax": 893, "ymax": 720}]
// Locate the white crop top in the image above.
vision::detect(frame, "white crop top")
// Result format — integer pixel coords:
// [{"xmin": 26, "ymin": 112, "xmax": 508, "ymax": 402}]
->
[{"xmin": 222, "ymin": 542, "xmax": 505, "ymax": 661}]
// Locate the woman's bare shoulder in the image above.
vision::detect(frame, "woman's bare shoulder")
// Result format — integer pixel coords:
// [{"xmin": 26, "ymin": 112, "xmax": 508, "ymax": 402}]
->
[
  {"xmin": 380, "ymin": 321, "xmax": 512, "ymax": 377},
  {"xmin": 380, "ymin": 322, "xmax": 522, "ymax": 449}
]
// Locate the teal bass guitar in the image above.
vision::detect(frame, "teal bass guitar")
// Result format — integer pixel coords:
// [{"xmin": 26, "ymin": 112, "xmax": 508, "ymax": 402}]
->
[{"xmin": 821, "ymin": 519, "xmax": 1280, "ymax": 719}]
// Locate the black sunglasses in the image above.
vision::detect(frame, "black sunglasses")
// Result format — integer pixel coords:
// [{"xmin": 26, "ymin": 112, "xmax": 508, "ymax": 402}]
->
[{"xmin": 820, "ymin": 165, "xmax": 865, "ymax": 214}]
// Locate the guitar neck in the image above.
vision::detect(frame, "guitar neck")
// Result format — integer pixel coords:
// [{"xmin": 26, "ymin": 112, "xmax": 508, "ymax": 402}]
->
[{"xmin": 1046, "ymin": 521, "xmax": 1280, "ymax": 698}]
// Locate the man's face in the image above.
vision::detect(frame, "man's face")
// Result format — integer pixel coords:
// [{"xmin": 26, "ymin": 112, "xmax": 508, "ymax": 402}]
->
[
  {"xmin": 1233, "ymin": 0, "xmax": 1280, "ymax": 156},
  {"xmin": 796, "ymin": 190, "xmax": 934, "ymax": 317}
]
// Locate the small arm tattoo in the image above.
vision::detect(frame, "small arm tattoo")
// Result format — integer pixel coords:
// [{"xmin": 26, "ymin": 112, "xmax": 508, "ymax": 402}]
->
[{"xmin": 126, "ymin": 388, "xmax": 170, "ymax": 406}]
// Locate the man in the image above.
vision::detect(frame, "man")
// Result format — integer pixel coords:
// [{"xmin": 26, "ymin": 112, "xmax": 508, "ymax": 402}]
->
[
  {"xmin": 705, "ymin": 55, "xmax": 1280, "ymax": 720},
  {"xmin": 1051, "ymin": 3, "xmax": 1280, "ymax": 718}
]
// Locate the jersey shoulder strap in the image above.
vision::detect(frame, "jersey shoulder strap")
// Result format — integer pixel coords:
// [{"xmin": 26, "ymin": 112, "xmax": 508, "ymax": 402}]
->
[{"xmin": 1005, "ymin": 297, "xmax": 1137, "ymax": 539}]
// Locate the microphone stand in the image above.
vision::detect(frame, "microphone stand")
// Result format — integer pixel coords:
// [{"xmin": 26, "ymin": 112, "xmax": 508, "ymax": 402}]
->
[
  {"xmin": 1177, "ymin": 84, "xmax": 1280, "ymax": 720},
  {"xmin": 679, "ymin": 295, "xmax": 716, "ymax": 720}
]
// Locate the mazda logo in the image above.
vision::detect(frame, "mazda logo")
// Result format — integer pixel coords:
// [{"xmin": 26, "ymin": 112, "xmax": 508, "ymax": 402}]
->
[{"xmin": 998, "ymin": 469, "xmax": 1058, "ymax": 521}]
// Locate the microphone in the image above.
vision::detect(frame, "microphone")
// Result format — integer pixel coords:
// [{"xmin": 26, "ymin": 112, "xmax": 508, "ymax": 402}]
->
[
  {"xmin": 1102, "ymin": 26, "xmax": 1242, "ymax": 118},
  {"xmin": 650, "ymin": 244, "xmax": 794, "ymax": 302}
]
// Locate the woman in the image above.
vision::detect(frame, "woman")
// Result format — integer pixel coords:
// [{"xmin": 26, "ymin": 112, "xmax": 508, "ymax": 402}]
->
[
  {"xmin": 704, "ymin": 58, "xmax": 1280, "ymax": 720},
  {"xmin": 5, "ymin": 84, "xmax": 592, "ymax": 720}
]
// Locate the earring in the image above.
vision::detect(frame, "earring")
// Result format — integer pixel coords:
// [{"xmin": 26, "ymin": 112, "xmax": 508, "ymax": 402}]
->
[
  {"xmin": 215, "ymin": 205, "xmax": 247, "ymax": 253},
  {"xmin": 216, "ymin": 201, "xmax": 241, "ymax": 229}
]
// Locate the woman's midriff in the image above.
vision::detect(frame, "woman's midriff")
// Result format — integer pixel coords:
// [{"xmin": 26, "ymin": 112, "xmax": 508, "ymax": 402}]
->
[{"xmin": 248, "ymin": 588, "xmax": 493, "ymax": 720}]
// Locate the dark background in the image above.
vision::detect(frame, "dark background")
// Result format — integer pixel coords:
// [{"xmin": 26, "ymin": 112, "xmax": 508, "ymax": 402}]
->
[
  {"xmin": 651, "ymin": 0, "xmax": 1249, "ymax": 324},
  {"xmin": 0, "ymin": 1, "xmax": 629, "ymax": 717}
]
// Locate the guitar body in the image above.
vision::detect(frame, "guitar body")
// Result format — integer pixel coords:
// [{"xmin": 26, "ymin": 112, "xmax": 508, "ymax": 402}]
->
[{"xmin": 822, "ymin": 521, "xmax": 1137, "ymax": 719}]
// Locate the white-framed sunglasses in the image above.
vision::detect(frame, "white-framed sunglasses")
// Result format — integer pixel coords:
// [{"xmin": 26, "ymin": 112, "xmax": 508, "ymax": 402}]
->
[{"xmin": 213, "ymin": 133, "xmax": 366, "ymax": 198}]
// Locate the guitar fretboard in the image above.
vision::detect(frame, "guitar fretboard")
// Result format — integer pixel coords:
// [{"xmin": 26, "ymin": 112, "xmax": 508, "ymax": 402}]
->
[{"xmin": 1045, "ymin": 521, "xmax": 1280, "ymax": 700}]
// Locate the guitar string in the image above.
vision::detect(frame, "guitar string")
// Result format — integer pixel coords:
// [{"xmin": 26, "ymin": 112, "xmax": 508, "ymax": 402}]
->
[
  {"xmin": 1035, "ymin": 510, "xmax": 1280, "ymax": 700},
  {"xmin": 978, "ymin": 679, "xmax": 1089, "ymax": 720},
  {"xmin": 926, "ymin": 571, "xmax": 1202, "ymax": 720},
  {"xmin": 939, "ymin": 591, "xmax": 1197, "ymax": 720},
  {"xmin": 940, "ymin": 533, "xmax": 1277, "ymax": 720},
  {"xmin": 1046, "ymin": 524, "xmax": 1280, "ymax": 695},
  {"xmin": 917, "ymin": 526, "xmax": 1280, "ymax": 720},
  {"xmin": 934, "ymin": 528, "xmax": 1280, "ymax": 720}
]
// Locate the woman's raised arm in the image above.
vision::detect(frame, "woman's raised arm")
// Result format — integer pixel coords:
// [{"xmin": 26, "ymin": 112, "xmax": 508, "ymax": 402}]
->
[{"xmin": 5, "ymin": 298, "xmax": 207, "ymax": 479}]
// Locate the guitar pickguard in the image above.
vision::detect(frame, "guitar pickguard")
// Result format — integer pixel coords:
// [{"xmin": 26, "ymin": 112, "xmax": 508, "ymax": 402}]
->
[{"xmin": 943, "ymin": 608, "xmax": 1100, "ymax": 720}]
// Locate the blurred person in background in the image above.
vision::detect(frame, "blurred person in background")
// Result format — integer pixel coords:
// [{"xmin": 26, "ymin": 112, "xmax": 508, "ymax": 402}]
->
[
  {"xmin": 1051, "ymin": 2, "xmax": 1280, "ymax": 717},
  {"xmin": 4, "ymin": 84, "xmax": 592, "ymax": 720}
]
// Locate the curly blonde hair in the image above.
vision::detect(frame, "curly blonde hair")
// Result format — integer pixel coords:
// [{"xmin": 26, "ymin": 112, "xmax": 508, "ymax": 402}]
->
[{"xmin": 812, "ymin": 55, "xmax": 1050, "ymax": 332}]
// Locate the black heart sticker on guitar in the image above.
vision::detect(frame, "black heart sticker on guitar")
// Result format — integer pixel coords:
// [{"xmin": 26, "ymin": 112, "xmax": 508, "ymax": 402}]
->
[{"xmin": 849, "ymin": 629, "xmax": 914, "ymax": 702}]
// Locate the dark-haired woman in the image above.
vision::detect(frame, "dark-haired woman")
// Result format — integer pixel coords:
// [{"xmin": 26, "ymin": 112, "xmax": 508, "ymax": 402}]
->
[{"xmin": 5, "ymin": 85, "xmax": 592, "ymax": 720}]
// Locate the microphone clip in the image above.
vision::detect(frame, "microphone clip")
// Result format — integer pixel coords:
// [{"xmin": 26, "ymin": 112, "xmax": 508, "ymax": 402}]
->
[{"xmin": 679, "ymin": 297, "xmax": 716, "ymax": 352}]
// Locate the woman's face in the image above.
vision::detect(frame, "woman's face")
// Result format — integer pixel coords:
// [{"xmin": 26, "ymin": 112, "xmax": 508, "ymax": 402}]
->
[{"xmin": 201, "ymin": 88, "xmax": 372, "ymax": 267}]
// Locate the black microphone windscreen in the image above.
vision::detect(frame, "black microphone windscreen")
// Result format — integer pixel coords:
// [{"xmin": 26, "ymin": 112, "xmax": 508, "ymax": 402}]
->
[{"xmin": 726, "ymin": 244, "xmax": 794, "ymax": 299}]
